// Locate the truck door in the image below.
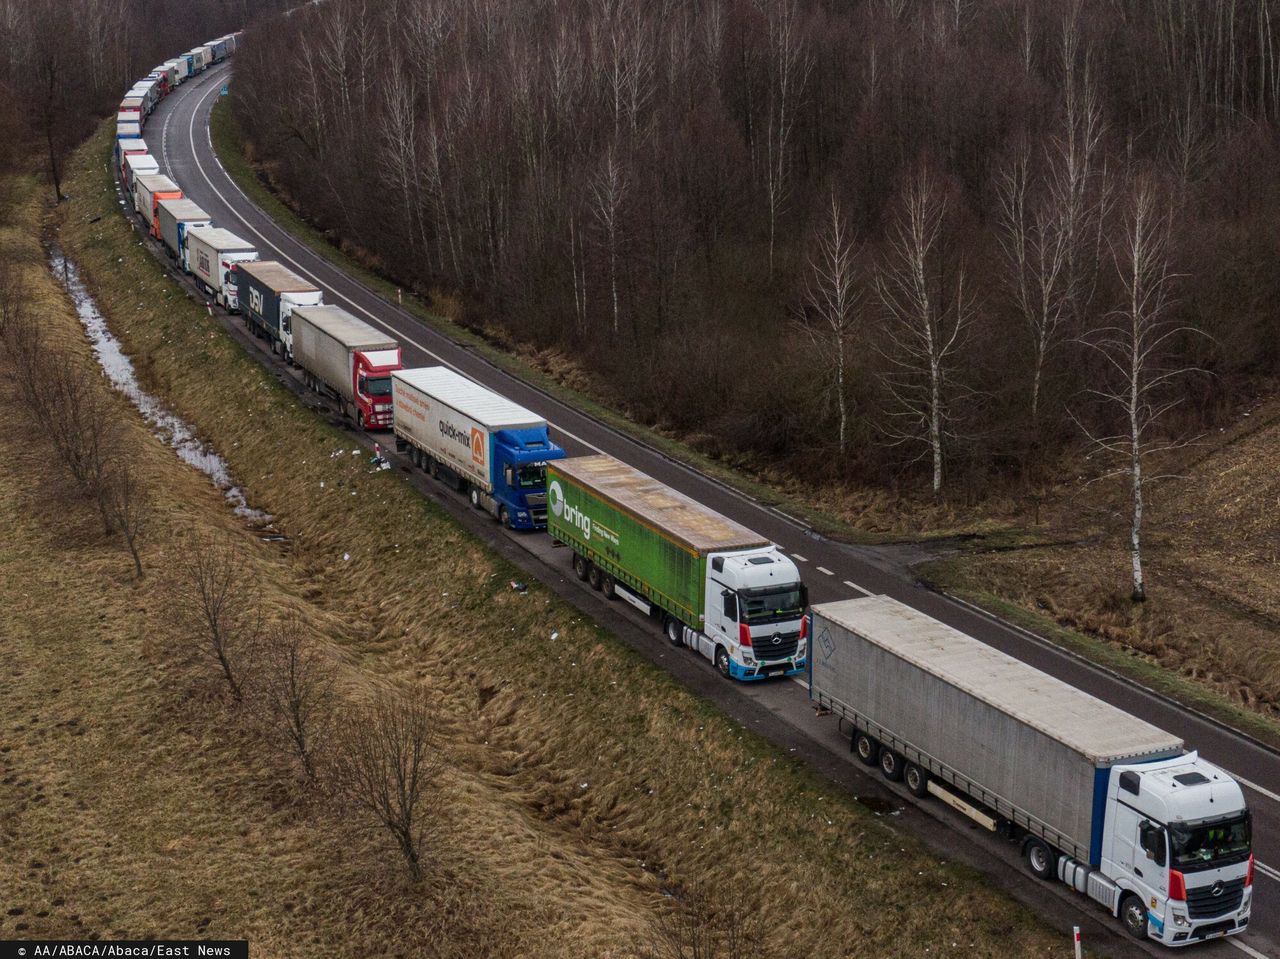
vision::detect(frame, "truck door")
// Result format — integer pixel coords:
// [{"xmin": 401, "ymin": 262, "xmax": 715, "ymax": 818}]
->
[{"xmin": 703, "ymin": 562, "xmax": 735, "ymax": 642}]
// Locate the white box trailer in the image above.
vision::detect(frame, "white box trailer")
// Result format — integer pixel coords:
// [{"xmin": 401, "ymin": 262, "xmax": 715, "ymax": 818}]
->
[
  {"xmin": 188, "ymin": 47, "xmax": 210, "ymax": 73},
  {"xmin": 123, "ymin": 153, "xmax": 159, "ymax": 194},
  {"xmin": 808, "ymin": 596, "xmax": 1254, "ymax": 946},
  {"xmin": 132, "ymin": 173, "xmax": 181, "ymax": 223},
  {"xmin": 187, "ymin": 228, "xmax": 258, "ymax": 310},
  {"xmin": 391, "ymin": 367, "xmax": 547, "ymax": 496},
  {"xmin": 157, "ymin": 198, "xmax": 212, "ymax": 268},
  {"xmin": 291, "ymin": 305, "xmax": 401, "ymax": 429},
  {"xmin": 166, "ymin": 57, "xmax": 190, "ymax": 83}
]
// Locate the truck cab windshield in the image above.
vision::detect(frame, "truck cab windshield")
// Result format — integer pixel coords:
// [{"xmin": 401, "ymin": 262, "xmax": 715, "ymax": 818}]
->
[
  {"xmin": 516, "ymin": 464, "xmax": 546, "ymax": 489},
  {"xmin": 1170, "ymin": 811, "xmax": 1251, "ymax": 872},
  {"xmin": 363, "ymin": 376, "xmax": 392, "ymax": 397},
  {"xmin": 739, "ymin": 585, "xmax": 806, "ymax": 625}
]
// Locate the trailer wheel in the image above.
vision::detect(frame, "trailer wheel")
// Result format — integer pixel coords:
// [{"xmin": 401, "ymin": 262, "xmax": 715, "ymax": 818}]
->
[
  {"xmin": 664, "ymin": 616, "xmax": 683, "ymax": 646},
  {"xmin": 879, "ymin": 749, "xmax": 904, "ymax": 782},
  {"xmin": 714, "ymin": 647, "xmax": 731, "ymax": 678},
  {"xmin": 853, "ymin": 732, "xmax": 880, "ymax": 766},
  {"xmin": 601, "ymin": 575, "xmax": 616, "ymax": 599},
  {"xmin": 1023, "ymin": 838, "xmax": 1056, "ymax": 881},
  {"xmin": 1119, "ymin": 894, "xmax": 1149, "ymax": 940},
  {"xmin": 572, "ymin": 554, "xmax": 590, "ymax": 581},
  {"xmin": 587, "ymin": 564, "xmax": 603, "ymax": 591},
  {"xmin": 904, "ymin": 763, "xmax": 929, "ymax": 798}
]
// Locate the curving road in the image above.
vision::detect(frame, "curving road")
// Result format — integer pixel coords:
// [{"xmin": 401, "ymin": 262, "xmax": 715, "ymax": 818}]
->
[{"xmin": 138, "ymin": 62, "xmax": 1278, "ymax": 957}]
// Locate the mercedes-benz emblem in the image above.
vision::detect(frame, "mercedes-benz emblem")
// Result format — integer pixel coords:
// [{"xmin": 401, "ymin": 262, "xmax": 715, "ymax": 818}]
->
[
  {"xmin": 771, "ymin": 635, "xmax": 782, "ymax": 645},
  {"xmin": 1211, "ymin": 881, "xmax": 1225, "ymax": 897}
]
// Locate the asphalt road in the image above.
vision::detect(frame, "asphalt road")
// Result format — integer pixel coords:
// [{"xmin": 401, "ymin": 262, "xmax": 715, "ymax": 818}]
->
[{"xmin": 132, "ymin": 61, "xmax": 1278, "ymax": 957}]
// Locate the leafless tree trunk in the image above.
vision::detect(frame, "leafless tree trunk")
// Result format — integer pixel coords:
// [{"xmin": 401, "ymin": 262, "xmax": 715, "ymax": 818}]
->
[
  {"xmin": 795, "ymin": 192, "xmax": 863, "ymax": 458},
  {"xmin": 100, "ymin": 454, "xmax": 151, "ymax": 578},
  {"xmin": 873, "ymin": 166, "xmax": 975, "ymax": 496},
  {"xmin": 757, "ymin": 0, "xmax": 810, "ymax": 277},
  {"xmin": 171, "ymin": 536, "xmax": 262, "ymax": 699},
  {"xmin": 1077, "ymin": 175, "xmax": 1197, "ymax": 603},
  {"xmin": 591, "ymin": 146, "xmax": 629, "ymax": 336},
  {"xmin": 257, "ymin": 618, "xmax": 338, "ymax": 783},
  {"xmin": 336, "ymin": 692, "xmax": 440, "ymax": 881}
]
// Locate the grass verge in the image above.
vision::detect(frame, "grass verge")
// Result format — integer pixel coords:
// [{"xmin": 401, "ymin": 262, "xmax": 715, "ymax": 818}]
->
[{"xmin": 16, "ymin": 120, "xmax": 1078, "ymax": 957}]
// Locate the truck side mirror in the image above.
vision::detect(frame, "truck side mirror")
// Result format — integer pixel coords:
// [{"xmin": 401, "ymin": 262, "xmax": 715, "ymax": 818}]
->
[{"xmin": 1139, "ymin": 822, "xmax": 1166, "ymax": 867}]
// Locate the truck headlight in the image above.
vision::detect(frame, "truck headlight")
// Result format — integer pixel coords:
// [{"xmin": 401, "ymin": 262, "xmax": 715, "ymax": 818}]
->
[
  {"xmin": 742, "ymin": 654, "xmax": 755, "ymax": 665},
  {"xmin": 1172, "ymin": 913, "xmax": 1189, "ymax": 927}
]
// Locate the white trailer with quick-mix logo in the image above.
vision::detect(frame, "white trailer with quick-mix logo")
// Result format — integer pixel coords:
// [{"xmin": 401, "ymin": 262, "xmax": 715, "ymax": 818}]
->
[{"xmin": 391, "ymin": 367, "xmax": 563, "ymax": 530}]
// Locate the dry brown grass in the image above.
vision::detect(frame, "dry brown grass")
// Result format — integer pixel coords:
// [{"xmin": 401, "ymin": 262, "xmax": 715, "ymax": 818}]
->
[
  {"xmin": 926, "ymin": 398, "xmax": 1280, "ymax": 723},
  {"xmin": 0, "ymin": 127, "xmax": 1079, "ymax": 957}
]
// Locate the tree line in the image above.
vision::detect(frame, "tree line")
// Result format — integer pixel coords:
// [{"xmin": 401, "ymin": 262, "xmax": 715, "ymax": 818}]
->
[
  {"xmin": 0, "ymin": 0, "xmax": 286, "ymax": 199},
  {"xmin": 233, "ymin": 0, "xmax": 1279, "ymax": 494}
]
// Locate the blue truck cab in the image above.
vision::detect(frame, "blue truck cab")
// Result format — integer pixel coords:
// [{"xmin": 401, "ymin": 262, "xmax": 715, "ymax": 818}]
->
[{"xmin": 491, "ymin": 426, "xmax": 565, "ymax": 529}]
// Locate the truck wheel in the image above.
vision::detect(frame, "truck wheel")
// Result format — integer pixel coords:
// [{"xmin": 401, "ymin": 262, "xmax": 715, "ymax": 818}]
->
[
  {"xmin": 904, "ymin": 762, "xmax": 929, "ymax": 798},
  {"xmin": 1119, "ymin": 894, "xmax": 1149, "ymax": 940},
  {"xmin": 1023, "ymin": 838, "xmax": 1056, "ymax": 881},
  {"xmin": 572, "ymin": 554, "xmax": 589, "ymax": 581},
  {"xmin": 714, "ymin": 647, "xmax": 731, "ymax": 678},
  {"xmin": 357, "ymin": 410, "xmax": 365, "ymax": 430},
  {"xmin": 469, "ymin": 487, "xmax": 480, "ymax": 509},
  {"xmin": 601, "ymin": 575, "xmax": 616, "ymax": 599},
  {"xmin": 853, "ymin": 732, "xmax": 879, "ymax": 767},
  {"xmin": 879, "ymin": 749, "xmax": 904, "ymax": 782},
  {"xmin": 498, "ymin": 506, "xmax": 510, "ymax": 528},
  {"xmin": 664, "ymin": 616, "xmax": 683, "ymax": 646},
  {"xmin": 587, "ymin": 564, "xmax": 603, "ymax": 591}
]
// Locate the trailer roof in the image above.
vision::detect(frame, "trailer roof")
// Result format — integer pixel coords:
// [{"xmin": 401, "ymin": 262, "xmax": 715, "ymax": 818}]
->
[
  {"xmin": 238, "ymin": 260, "xmax": 318, "ymax": 293},
  {"xmin": 158, "ymin": 198, "xmax": 210, "ymax": 221},
  {"xmin": 136, "ymin": 174, "xmax": 180, "ymax": 193},
  {"xmin": 124, "ymin": 154, "xmax": 158, "ymax": 170},
  {"xmin": 293, "ymin": 305, "xmax": 397, "ymax": 351},
  {"xmin": 554, "ymin": 454, "xmax": 769, "ymax": 555},
  {"xmin": 188, "ymin": 227, "xmax": 255, "ymax": 252},
  {"xmin": 393, "ymin": 366, "xmax": 546, "ymax": 431},
  {"xmin": 813, "ymin": 596, "xmax": 1185, "ymax": 764}
]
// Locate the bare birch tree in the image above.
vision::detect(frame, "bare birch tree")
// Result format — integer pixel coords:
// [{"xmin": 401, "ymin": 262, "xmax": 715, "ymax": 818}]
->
[
  {"xmin": 591, "ymin": 146, "xmax": 630, "ymax": 336},
  {"xmin": 795, "ymin": 192, "xmax": 863, "ymax": 458},
  {"xmin": 873, "ymin": 166, "xmax": 975, "ymax": 496},
  {"xmin": 757, "ymin": 0, "xmax": 810, "ymax": 277},
  {"xmin": 1077, "ymin": 175, "xmax": 1197, "ymax": 602}
]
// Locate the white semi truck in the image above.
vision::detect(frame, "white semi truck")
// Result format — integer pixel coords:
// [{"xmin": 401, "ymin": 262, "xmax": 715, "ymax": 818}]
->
[
  {"xmin": 187, "ymin": 228, "xmax": 258, "ymax": 312},
  {"xmin": 290, "ymin": 305, "xmax": 401, "ymax": 430},
  {"xmin": 808, "ymin": 596, "xmax": 1254, "ymax": 946}
]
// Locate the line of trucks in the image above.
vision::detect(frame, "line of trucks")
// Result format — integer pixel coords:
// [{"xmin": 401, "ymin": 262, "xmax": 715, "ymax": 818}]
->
[{"xmin": 113, "ymin": 29, "xmax": 1256, "ymax": 950}]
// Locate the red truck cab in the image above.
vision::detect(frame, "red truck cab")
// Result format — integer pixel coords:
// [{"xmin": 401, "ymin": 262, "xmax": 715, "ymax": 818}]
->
[{"xmin": 353, "ymin": 347, "xmax": 402, "ymax": 430}]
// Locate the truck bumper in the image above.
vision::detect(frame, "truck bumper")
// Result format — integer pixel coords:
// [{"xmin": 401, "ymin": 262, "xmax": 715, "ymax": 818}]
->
[
  {"xmin": 728, "ymin": 658, "xmax": 806, "ymax": 682},
  {"xmin": 1154, "ymin": 906, "xmax": 1250, "ymax": 946}
]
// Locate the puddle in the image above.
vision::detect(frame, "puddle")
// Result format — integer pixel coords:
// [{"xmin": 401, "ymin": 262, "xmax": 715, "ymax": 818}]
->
[{"xmin": 49, "ymin": 247, "xmax": 274, "ymax": 528}]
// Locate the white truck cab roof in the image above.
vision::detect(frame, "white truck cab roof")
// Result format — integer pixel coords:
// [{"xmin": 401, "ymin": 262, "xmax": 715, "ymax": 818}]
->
[
  {"xmin": 710, "ymin": 546, "xmax": 801, "ymax": 591},
  {"xmin": 1114, "ymin": 752, "xmax": 1247, "ymax": 825}
]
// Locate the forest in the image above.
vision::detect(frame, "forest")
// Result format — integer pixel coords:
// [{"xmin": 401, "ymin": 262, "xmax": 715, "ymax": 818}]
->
[
  {"xmin": 0, "ymin": 0, "xmax": 287, "ymax": 198},
  {"xmin": 230, "ymin": 0, "xmax": 1280, "ymax": 519}
]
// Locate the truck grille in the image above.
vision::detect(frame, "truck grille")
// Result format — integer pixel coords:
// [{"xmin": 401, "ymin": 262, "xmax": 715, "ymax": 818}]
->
[
  {"xmin": 754, "ymin": 630, "xmax": 800, "ymax": 661},
  {"xmin": 1186, "ymin": 877, "xmax": 1245, "ymax": 919},
  {"xmin": 526, "ymin": 493, "xmax": 547, "ymax": 507}
]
